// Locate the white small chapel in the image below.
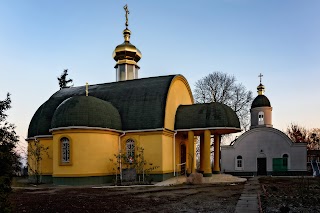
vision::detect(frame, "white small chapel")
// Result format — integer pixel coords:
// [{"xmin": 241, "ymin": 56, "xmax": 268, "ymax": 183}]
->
[{"xmin": 221, "ymin": 77, "xmax": 307, "ymax": 176}]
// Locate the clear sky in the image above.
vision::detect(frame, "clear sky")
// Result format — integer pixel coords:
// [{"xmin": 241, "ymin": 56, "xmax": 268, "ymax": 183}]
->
[{"xmin": 1, "ymin": 0, "xmax": 319, "ymax": 148}]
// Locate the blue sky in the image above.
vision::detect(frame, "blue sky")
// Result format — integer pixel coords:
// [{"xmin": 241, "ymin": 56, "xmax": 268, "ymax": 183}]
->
[{"xmin": 0, "ymin": 0, "xmax": 319, "ymax": 145}]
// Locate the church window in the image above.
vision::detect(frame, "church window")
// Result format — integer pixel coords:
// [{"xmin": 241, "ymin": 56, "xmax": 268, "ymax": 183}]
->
[
  {"xmin": 235, "ymin": 155, "xmax": 243, "ymax": 170},
  {"xmin": 126, "ymin": 139, "xmax": 135, "ymax": 163},
  {"xmin": 258, "ymin": 111, "xmax": 264, "ymax": 125},
  {"xmin": 61, "ymin": 137, "xmax": 70, "ymax": 163}
]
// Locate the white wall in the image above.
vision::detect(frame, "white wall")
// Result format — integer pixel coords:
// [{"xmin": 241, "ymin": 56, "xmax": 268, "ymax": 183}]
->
[{"xmin": 221, "ymin": 127, "xmax": 307, "ymax": 173}]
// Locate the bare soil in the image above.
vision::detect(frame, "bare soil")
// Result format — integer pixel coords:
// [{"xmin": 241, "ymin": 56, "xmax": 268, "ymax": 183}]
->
[
  {"xmin": 259, "ymin": 177, "xmax": 320, "ymax": 213},
  {"xmin": 10, "ymin": 183, "xmax": 244, "ymax": 213}
]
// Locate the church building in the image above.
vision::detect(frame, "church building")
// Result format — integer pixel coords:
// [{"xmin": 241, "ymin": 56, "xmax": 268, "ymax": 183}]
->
[
  {"xmin": 27, "ymin": 6, "xmax": 241, "ymax": 185},
  {"xmin": 221, "ymin": 79, "xmax": 307, "ymax": 176}
]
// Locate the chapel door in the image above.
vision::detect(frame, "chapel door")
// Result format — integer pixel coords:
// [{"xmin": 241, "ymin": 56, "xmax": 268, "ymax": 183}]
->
[
  {"xmin": 257, "ymin": 158, "xmax": 267, "ymax": 175},
  {"xmin": 180, "ymin": 144, "xmax": 186, "ymax": 175}
]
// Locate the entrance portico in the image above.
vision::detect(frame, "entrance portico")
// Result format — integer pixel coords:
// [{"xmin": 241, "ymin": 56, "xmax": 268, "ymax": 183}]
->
[{"xmin": 175, "ymin": 102, "xmax": 241, "ymax": 176}]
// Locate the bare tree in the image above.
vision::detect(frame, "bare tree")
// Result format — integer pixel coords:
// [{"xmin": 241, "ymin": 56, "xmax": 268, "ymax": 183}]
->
[
  {"xmin": 286, "ymin": 123, "xmax": 308, "ymax": 143},
  {"xmin": 194, "ymin": 71, "xmax": 253, "ymax": 130},
  {"xmin": 27, "ymin": 139, "xmax": 49, "ymax": 184},
  {"xmin": 286, "ymin": 124, "xmax": 320, "ymax": 150},
  {"xmin": 57, "ymin": 69, "xmax": 73, "ymax": 89}
]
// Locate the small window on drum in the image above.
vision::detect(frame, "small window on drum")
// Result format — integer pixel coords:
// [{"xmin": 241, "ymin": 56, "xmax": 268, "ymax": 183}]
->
[{"xmin": 258, "ymin": 111, "xmax": 264, "ymax": 125}]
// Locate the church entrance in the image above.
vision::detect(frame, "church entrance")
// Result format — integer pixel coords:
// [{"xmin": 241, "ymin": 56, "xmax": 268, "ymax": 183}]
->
[
  {"xmin": 257, "ymin": 158, "xmax": 267, "ymax": 175},
  {"xmin": 180, "ymin": 144, "xmax": 186, "ymax": 175}
]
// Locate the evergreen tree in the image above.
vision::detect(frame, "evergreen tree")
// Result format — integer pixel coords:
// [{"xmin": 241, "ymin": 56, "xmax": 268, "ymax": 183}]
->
[
  {"xmin": 57, "ymin": 69, "xmax": 73, "ymax": 89},
  {"xmin": 0, "ymin": 93, "xmax": 20, "ymax": 212}
]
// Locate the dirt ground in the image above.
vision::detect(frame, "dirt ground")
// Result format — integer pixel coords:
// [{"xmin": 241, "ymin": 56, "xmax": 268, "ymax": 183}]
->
[
  {"xmin": 259, "ymin": 177, "xmax": 320, "ymax": 213},
  {"xmin": 10, "ymin": 183, "xmax": 244, "ymax": 213},
  {"xmin": 11, "ymin": 176, "xmax": 320, "ymax": 212}
]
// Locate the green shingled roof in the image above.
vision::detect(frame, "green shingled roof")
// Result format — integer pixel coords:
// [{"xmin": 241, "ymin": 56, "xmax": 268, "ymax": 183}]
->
[
  {"xmin": 175, "ymin": 102, "xmax": 240, "ymax": 130},
  {"xmin": 28, "ymin": 75, "xmax": 176, "ymax": 138},
  {"xmin": 251, "ymin": 95, "xmax": 271, "ymax": 109},
  {"xmin": 51, "ymin": 96, "xmax": 122, "ymax": 130}
]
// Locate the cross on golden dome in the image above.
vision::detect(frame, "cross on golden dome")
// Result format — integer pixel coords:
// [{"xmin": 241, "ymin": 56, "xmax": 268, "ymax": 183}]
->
[
  {"xmin": 257, "ymin": 73, "xmax": 265, "ymax": 95},
  {"xmin": 124, "ymin": 4, "xmax": 129, "ymax": 28},
  {"xmin": 258, "ymin": 73, "xmax": 263, "ymax": 84}
]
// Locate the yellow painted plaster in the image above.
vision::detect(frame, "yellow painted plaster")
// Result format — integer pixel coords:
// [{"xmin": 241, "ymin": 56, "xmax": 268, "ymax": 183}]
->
[
  {"xmin": 27, "ymin": 137, "xmax": 53, "ymax": 176},
  {"xmin": 52, "ymin": 129, "xmax": 119, "ymax": 177},
  {"xmin": 164, "ymin": 75, "xmax": 193, "ymax": 130}
]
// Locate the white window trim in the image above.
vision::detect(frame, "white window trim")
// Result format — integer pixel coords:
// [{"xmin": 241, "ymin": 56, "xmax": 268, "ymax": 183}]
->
[
  {"xmin": 258, "ymin": 111, "xmax": 264, "ymax": 125},
  {"xmin": 235, "ymin": 156, "xmax": 243, "ymax": 171}
]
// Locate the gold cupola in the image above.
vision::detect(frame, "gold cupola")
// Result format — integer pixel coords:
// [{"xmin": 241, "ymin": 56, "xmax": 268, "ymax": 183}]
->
[
  {"xmin": 113, "ymin": 4, "xmax": 142, "ymax": 81},
  {"xmin": 257, "ymin": 83, "xmax": 265, "ymax": 95},
  {"xmin": 257, "ymin": 73, "xmax": 265, "ymax": 95}
]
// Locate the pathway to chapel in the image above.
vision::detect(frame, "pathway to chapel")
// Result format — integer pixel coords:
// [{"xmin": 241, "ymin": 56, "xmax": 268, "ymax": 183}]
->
[{"xmin": 235, "ymin": 177, "xmax": 260, "ymax": 213}]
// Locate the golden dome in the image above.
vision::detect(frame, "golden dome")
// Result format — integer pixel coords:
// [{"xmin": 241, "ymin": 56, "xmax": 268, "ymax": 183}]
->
[
  {"xmin": 257, "ymin": 83, "xmax": 265, "ymax": 95},
  {"xmin": 112, "ymin": 28, "xmax": 142, "ymax": 65}
]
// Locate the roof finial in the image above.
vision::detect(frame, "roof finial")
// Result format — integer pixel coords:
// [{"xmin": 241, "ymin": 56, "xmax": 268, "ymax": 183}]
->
[
  {"xmin": 258, "ymin": 73, "xmax": 263, "ymax": 84},
  {"xmin": 122, "ymin": 4, "xmax": 131, "ymax": 42},
  {"xmin": 85, "ymin": 82, "xmax": 89, "ymax": 96},
  {"xmin": 124, "ymin": 4, "xmax": 129, "ymax": 28},
  {"xmin": 257, "ymin": 73, "xmax": 265, "ymax": 95}
]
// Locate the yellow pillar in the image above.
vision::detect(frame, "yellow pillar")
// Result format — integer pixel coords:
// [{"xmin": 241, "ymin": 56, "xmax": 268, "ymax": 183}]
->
[
  {"xmin": 213, "ymin": 134, "xmax": 220, "ymax": 174},
  {"xmin": 199, "ymin": 134, "xmax": 204, "ymax": 172},
  {"xmin": 203, "ymin": 130, "xmax": 212, "ymax": 177},
  {"xmin": 187, "ymin": 131, "xmax": 194, "ymax": 174}
]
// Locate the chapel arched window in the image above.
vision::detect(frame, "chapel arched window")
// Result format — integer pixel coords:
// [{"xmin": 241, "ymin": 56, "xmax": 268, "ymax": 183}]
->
[
  {"xmin": 126, "ymin": 139, "xmax": 135, "ymax": 163},
  {"xmin": 236, "ymin": 155, "xmax": 243, "ymax": 170},
  {"xmin": 283, "ymin": 154, "xmax": 289, "ymax": 167},
  {"xmin": 61, "ymin": 137, "xmax": 70, "ymax": 163},
  {"xmin": 258, "ymin": 111, "xmax": 264, "ymax": 125}
]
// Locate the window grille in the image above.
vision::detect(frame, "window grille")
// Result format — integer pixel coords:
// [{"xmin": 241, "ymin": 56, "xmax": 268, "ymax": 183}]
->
[
  {"xmin": 61, "ymin": 137, "xmax": 70, "ymax": 163},
  {"xmin": 126, "ymin": 139, "xmax": 135, "ymax": 163}
]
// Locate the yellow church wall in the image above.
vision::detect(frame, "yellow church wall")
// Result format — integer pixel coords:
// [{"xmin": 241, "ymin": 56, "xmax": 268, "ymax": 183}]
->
[
  {"xmin": 120, "ymin": 130, "xmax": 177, "ymax": 174},
  {"xmin": 27, "ymin": 137, "xmax": 53, "ymax": 176},
  {"xmin": 161, "ymin": 133, "xmax": 174, "ymax": 173},
  {"xmin": 52, "ymin": 129, "xmax": 119, "ymax": 177},
  {"xmin": 164, "ymin": 75, "xmax": 194, "ymax": 130},
  {"xmin": 121, "ymin": 132, "xmax": 163, "ymax": 173}
]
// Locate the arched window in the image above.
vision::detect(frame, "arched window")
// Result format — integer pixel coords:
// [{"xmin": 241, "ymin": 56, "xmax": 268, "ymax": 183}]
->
[
  {"xmin": 235, "ymin": 155, "xmax": 243, "ymax": 170},
  {"xmin": 61, "ymin": 137, "xmax": 70, "ymax": 163},
  {"xmin": 258, "ymin": 111, "xmax": 264, "ymax": 125},
  {"xmin": 126, "ymin": 139, "xmax": 135, "ymax": 163},
  {"xmin": 283, "ymin": 154, "xmax": 289, "ymax": 167}
]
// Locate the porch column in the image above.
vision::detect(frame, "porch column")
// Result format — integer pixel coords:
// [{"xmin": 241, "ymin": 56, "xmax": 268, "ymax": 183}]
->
[
  {"xmin": 199, "ymin": 134, "xmax": 204, "ymax": 172},
  {"xmin": 213, "ymin": 134, "xmax": 220, "ymax": 174},
  {"xmin": 187, "ymin": 130, "xmax": 194, "ymax": 174},
  {"xmin": 203, "ymin": 130, "xmax": 212, "ymax": 177}
]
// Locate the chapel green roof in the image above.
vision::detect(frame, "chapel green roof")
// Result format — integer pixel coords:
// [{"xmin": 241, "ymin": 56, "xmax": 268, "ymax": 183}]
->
[
  {"xmin": 28, "ymin": 75, "xmax": 177, "ymax": 138},
  {"xmin": 251, "ymin": 95, "xmax": 271, "ymax": 109},
  {"xmin": 175, "ymin": 102, "xmax": 240, "ymax": 130},
  {"xmin": 51, "ymin": 96, "xmax": 121, "ymax": 130}
]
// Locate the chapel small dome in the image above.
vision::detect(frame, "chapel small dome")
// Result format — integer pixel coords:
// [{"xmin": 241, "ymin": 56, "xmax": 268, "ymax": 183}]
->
[
  {"xmin": 251, "ymin": 95, "xmax": 271, "ymax": 109},
  {"xmin": 251, "ymin": 81, "xmax": 271, "ymax": 109},
  {"xmin": 51, "ymin": 96, "xmax": 122, "ymax": 130}
]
